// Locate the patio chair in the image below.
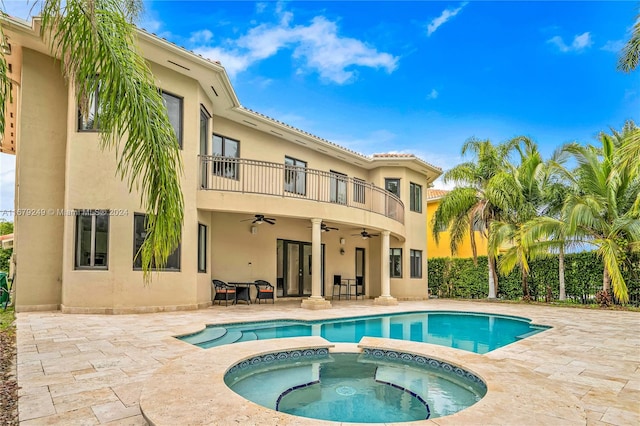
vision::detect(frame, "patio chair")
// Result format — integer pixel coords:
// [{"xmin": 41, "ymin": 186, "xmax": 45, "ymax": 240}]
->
[
  {"xmin": 254, "ymin": 280, "xmax": 275, "ymax": 304},
  {"xmin": 212, "ymin": 279, "xmax": 236, "ymax": 306},
  {"xmin": 351, "ymin": 276, "xmax": 364, "ymax": 300},
  {"xmin": 331, "ymin": 274, "xmax": 347, "ymax": 300}
]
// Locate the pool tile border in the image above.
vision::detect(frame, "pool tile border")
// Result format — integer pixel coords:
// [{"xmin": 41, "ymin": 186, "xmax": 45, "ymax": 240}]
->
[{"xmin": 363, "ymin": 348, "xmax": 487, "ymax": 391}]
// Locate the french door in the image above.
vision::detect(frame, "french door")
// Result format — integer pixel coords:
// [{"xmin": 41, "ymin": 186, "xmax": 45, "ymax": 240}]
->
[{"xmin": 278, "ymin": 239, "xmax": 324, "ymax": 297}]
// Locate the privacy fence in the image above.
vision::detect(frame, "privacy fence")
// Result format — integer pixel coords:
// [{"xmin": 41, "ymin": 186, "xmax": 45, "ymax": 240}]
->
[{"xmin": 428, "ymin": 252, "xmax": 640, "ymax": 306}]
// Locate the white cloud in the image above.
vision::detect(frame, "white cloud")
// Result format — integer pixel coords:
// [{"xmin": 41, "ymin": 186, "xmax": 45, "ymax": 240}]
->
[
  {"xmin": 193, "ymin": 14, "xmax": 398, "ymax": 84},
  {"xmin": 189, "ymin": 30, "xmax": 213, "ymax": 44},
  {"xmin": 427, "ymin": 2, "xmax": 468, "ymax": 37},
  {"xmin": 427, "ymin": 89, "xmax": 439, "ymax": 100},
  {"xmin": 601, "ymin": 40, "xmax": 624, "ymax": 53},
  {"xmin": 547, "ymin": 32, "xmax": 593, "ymax": 53}
]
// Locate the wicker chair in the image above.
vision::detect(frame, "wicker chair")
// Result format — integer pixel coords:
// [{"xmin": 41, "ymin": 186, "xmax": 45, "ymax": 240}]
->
[
  {"xmin": 254, "ymin": 280, "xmax": 275, "ymax": 304},
  {"xmin": 212, "ymin": 279, "xmax": 236, "ymax": 306}
]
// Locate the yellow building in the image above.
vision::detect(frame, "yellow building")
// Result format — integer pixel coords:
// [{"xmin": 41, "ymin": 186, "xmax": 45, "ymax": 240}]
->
[
  {"xmin": 426, "ymin": 189, "xmax": 487, "ymax": 259},
  {"xmin": 1, "ymin": 15, "xmax": 442, "ymax": 313}
]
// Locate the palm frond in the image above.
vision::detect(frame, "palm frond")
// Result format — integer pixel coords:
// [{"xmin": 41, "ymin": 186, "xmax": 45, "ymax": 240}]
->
[
  {"xmin": 597, "ymin": 239, "xmax": 629, "ymax": 303},
  {"xmin": 0, "ymin": 22, "xmax": 11, "ymax": 136},
  {"xmin": 41, "ymin": 0, "xmax": 184, "ymax": 279},
  {"xmin": 618, "ymin": 13, "xmax": 640, "ymax": 73}
]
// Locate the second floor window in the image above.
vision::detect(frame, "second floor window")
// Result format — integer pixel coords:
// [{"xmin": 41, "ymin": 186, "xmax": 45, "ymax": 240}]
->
[
  {"xmin": 385, "ymin": 178, "xmax": 400, "ymax": 198},
  {"xmin": 133, "ymin": 213, "xmax": 181, "ymax": 271},
  {"xmin": 410, "ymin": 182, "xmax": 422, "ymax": 213},
  {"xmin": 162, "ymin": 91, "xmax": 183, "ymax": 149},
  {"xmin": 284, "ymin": 156, "xmax": 307, "ymax": 196},
  {"xmin": 213, "ymin": 134, "xmax": 239, "ymax": 179},
  {"xmin": 78, "ymin": 85, "xmax": 100, "ymax": 131},
  {"xmin": 330, "ymin": 171, "xmax": 347, "ymax": 205},
  {"xmin": 75, "ymin": 210, "xmax": 109, "ymax": 269}
]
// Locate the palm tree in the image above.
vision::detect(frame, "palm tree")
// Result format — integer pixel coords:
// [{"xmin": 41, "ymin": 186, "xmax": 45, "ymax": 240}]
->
[
  {"xmin": 432, "ymin": 138, "xmax": 519, "ymax": 299},
  {"xmin": 488, "ymin": 137, "xmax": 547, "ymax": 300},
  {"xmin": 524, "ymin": 125, "xmax": 640, "ymax": 303},
  {"xmin": 618, "ymin": 12, "xmax": 640, "ymax": 73},
  {"xmin": 1, "ymin": 0, "xmax": 183, "ymax": 277},
  {"xmin": 492, "ymin": 141, "xmax": 574, "ymax": 301}
]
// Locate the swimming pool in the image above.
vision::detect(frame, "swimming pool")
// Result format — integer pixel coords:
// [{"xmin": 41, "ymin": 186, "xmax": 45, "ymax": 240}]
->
[
  {"xmin": 225, "ymin": 350, "xmax": 487, "ymax": 423},
  {"xmin": 179, "ymin": 311, "xmax": 549, "ymax": 354}
]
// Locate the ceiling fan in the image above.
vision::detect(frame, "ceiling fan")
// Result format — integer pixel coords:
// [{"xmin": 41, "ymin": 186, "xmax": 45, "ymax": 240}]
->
[
  {"xmin": 308, "ymin": 222, "xmax": 339, "ymax": 232},
  {"xmin": 241, "ymin": 214, "xmax": 276, "ymax": 225},
  {"xmin": 351, "ymin": 228, "xmax": 380, "ymax": 239}
]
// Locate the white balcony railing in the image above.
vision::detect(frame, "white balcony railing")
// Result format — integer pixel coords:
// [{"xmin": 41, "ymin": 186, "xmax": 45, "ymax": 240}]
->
[{"xmin": 199, "ymin": 155, "xmax": 404, "ymax": 224}]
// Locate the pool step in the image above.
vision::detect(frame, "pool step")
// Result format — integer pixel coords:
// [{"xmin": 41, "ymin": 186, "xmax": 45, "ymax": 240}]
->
[
  {"xmin": 197, "ymin": 330, "xmax": 243, "ymax": 349},
  {"xmin": 237, "ymin": 331, "xmax": 258, "ymax": 342},
  {"xmin": 375, "ymin": 365, "xmax": 433, "ymax": 403},
  {"xmin": 180, "ymin": 327, "xmax": 227, "ymax": 345}
]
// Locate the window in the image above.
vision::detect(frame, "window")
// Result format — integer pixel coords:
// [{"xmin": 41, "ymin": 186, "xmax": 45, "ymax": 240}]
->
[
  {"xmin": 133, "ymin": 213, "xmax": 181, "ymax": 270},
  {"xmin": 410, "ymin": 249, "xmax": 422, "ymax": 278},
  {"xmin": 200, "ymin": 106, "xmax": 210, "ymax": 156},
  {"xmin": 213, "ymin": 134, "xmax": 239, "ymax": 179},
  {"xmin": 75, "ymin": 210, "xmax": 109, "ymax": 269},
  {"xmin": 385, "ymin": 178, "xmax": 400, "ymax": 197},
  {"xmin": 199, "ymin": 107, "xmax": 210, "ymax": 188},
  {"xmin": 198, "ymin": 224, "xmax": 207, "ymax": 273},
  {"xmin": 284, "ymin": 156, "xmax": 307, "ymax": 196},
  {"xmin": 353, "ymin": 178, "xmax": 366, "ymax": 204},
  {"xmin": 330, "ymin": 171, "xmax": 347, "ymax": 205},
  {"xmin": 162, "ymin": 91, "xmax": 183, "ymax": 149},
  {"xmin": 78, "ymin": 85, "xmax": 100, "ymax": 131},
  {"xmin": 390, "ymin": 248, "xmax": 402, "ymax": 278},
  {"xmin": 410, "ymin": 182, "xmax": 422, "ymax": 213}
]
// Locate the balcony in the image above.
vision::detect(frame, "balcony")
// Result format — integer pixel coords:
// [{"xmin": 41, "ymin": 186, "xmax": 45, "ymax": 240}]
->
[{"xmin": 198, "ymin": 155, "xmax": 404, "ymax": 224}]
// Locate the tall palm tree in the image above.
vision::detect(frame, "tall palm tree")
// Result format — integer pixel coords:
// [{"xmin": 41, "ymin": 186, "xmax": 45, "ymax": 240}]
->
[
  {"xmin": 489, "ymin": 137, "xmax": 554, "ymax": 300},
  {"xmin": 491, "ymin": 140, "xmax": 573, "ymax": 301},
  {"xmin": 1, "ymin": 0, "xmax": 183, "ymax": 277},
  {"xmin": 432, "ymin": 138, "xmax": 519, "ymax": 299},
  {"xmin": 524, "ymin": 125, "xmax": 640, "ymax": 303}
]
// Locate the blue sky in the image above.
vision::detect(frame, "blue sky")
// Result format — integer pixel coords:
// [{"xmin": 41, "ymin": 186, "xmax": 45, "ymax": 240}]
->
[{"xmin": 0, "ymin": 1, "xmax": 638, "ymax": 213}]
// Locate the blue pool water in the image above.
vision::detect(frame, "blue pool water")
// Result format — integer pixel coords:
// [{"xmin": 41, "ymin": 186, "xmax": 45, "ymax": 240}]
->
[
  {"xmin": 179, "ymin": 311, "xmax": 549, "ymax": 354},
  {"xmin": 225, "ymin": 351, "xmax": 487, "ymax": 423}
]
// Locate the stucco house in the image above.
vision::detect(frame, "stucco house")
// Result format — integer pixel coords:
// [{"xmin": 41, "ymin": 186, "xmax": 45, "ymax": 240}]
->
[{"xmin": 1, "ymin": 15, "xmax": 442, "ymax": 313}]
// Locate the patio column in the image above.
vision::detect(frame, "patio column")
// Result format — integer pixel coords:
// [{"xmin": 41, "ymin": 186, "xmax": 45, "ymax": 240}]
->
[
  {"xmin": 301, "ymin": 218, "xmax": 332, "ymax": 310},
  {"xmin": 375, "ymin": 230, "xmax": 398, "ymax": 306}
]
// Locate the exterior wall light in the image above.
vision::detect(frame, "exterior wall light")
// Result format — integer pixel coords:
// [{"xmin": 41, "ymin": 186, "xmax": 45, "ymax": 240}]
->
[
  {"xmin": 340, "ymin": 238, "xmax": 345, "ymax": 245},
  {"xmin": 340, "ymin": 248, "xmax": 345, "ymax": 255}
]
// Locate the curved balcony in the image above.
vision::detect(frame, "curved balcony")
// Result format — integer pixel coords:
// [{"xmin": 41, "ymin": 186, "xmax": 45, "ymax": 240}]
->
[{"xmin": 198, "ymin": 155, "xmax": 404, "ymax": 224}]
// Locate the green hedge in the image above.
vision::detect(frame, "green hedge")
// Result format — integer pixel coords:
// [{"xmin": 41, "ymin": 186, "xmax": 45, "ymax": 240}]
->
[
  {"xmin": 0, "ymin": 247, "xmax": 10, "ymax": 274},
  {"xmin": 428, "ymin": 252, "xmax": 640, "ymax": 305}
]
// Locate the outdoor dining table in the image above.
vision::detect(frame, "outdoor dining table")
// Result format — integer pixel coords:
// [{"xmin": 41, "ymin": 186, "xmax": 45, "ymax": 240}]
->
[
  {"xmin": 228, "ymin": 282, "xmax": 253, "ymax": 304},
  {"xmin": 341, "ymin": 278, "xmax": 356, "ymax": 300}
]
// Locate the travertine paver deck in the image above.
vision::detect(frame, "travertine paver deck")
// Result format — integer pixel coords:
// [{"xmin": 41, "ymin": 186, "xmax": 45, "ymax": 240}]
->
[{"xmin": 15, "ymin": 299, "xmax": 640, "ymax": 425}]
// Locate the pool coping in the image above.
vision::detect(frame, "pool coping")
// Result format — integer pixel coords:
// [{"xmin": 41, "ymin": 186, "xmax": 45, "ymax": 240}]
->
[{"xmin": 139, "ymin": 335, "xmax": 585, "ymax": 425}]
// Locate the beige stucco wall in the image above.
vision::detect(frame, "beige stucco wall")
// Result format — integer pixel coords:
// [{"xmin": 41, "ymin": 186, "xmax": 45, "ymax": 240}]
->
[
  {"xmin": 14, "ymin": 48, "xmax": 67, "ymax": 311},
  {"xmin": 56, "ymin": 63, "xmax": 205, "ymax": 313}
]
